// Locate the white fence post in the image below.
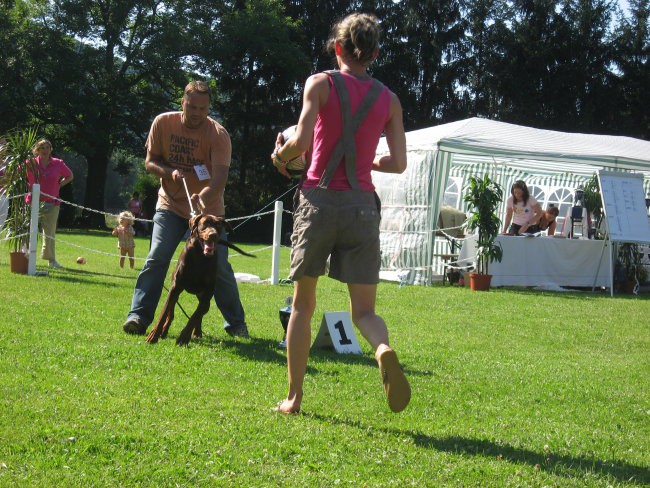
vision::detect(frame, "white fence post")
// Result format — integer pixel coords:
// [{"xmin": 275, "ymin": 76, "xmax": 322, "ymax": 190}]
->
[
  {"xmin": 271, "ymin": 200, "xmax": 283, "ymax": 285},
  {"xmin": 27, "ymin": 183, "xmax": 40, "ymax": 276}
]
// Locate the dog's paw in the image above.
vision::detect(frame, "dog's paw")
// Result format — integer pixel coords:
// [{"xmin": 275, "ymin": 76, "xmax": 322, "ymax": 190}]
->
[
  {"xmin": 145, "ymin": 329, "xmax": 160, "ymax": 344},
  {"xmin": 175, "ymin": 334, "xmax": 191, "ymax": 346}
]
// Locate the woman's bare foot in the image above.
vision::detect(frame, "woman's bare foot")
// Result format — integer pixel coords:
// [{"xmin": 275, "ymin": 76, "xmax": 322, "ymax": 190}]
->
[
  {"xmin": 376, "ymin": 344, "xmax": 411, "ymax": 413},
  {"xmin": 273, "ymin": 399, "xmax": 301, "ymax": 414}
]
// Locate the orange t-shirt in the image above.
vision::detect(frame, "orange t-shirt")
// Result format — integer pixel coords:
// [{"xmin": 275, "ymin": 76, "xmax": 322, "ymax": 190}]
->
[{"xmin": 146, "ymin": 111, "xmax": 231, "ymax": 218}]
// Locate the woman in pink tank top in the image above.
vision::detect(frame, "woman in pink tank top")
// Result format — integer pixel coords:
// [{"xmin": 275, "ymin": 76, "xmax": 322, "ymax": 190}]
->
[{"xmin": 271, "ymin": 13, "xmax": 410, "ymax": 415}]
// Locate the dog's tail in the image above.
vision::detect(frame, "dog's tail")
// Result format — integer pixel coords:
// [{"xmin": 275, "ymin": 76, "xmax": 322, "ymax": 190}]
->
[{"xmin": 219, "ymin": 240, "xmax": 256, "ymax": 258}]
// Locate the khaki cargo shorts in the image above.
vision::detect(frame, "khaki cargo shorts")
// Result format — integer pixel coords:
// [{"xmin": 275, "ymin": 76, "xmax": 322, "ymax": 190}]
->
[{"xmin": 290, "ymin": 187, "xmax": 381, "ymax": 284}]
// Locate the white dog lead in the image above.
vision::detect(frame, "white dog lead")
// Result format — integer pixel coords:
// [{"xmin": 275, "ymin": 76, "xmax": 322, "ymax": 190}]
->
[{"xmin": 181, "ymin": 176, "xmax": 197, "ymax": 218}]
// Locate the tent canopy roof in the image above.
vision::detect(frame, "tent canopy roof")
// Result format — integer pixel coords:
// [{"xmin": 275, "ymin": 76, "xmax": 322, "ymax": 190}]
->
[{"xmin": 377, "ymin": 117, "xmax": 650, "ymax": 170}]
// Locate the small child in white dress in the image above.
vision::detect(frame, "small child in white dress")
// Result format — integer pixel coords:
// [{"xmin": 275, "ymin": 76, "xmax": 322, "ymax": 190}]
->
[{"xmin": 112, "ymin": 211, "xmax": 136, "ymax": 268}]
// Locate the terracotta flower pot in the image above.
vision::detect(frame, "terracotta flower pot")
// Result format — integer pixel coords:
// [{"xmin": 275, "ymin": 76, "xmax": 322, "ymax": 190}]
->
[
  {"xmin": 9, "ymin": 251, "xmax": 28, "ymax": 274},
  {"xmin": 623, "ymin": 280, "xmax": 636, "ymax": 294},
  {"xmin": 469, "ymin": 272, "xmax": 492, "ymax": 291}
]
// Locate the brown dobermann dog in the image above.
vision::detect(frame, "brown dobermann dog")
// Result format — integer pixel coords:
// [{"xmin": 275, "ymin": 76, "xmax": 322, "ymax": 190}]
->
[{"xmin": 146, "ymin": 214, "xmax": 254, "ymax": 346}]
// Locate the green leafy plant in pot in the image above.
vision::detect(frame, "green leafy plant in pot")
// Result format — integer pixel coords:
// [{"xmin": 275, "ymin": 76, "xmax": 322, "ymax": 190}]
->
[
  {"xmin": 1, "ymin": 127, "xmax": 39, "ymax": 272},
  {"xmin": 463, "ymin": 173, "xmax": 504, "ymax": 290},
  {"xmin": 617, "ymin": 242, "xmax": 648, "ymax": 293}
]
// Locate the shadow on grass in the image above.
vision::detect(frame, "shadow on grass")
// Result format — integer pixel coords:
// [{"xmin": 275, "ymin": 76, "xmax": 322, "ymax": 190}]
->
[
  {"xmin": 504, "ymin": 286, "xmax": 650, "ymax": 301},
  {"xmin": 168, "ymin": 333, "xmax": 321, "ymax": 376},
  {"xmin": 191, "ymin": 334, "xmax": 432, "ymax": 379},
  {"xmin": 412, "ymin": 434, "xmax": 650, "ymax": 485},
  {"xmin": 304, "ymin": 412, "xmax": 649, "ymax": 484},
  {"xmin": 308, "ymin": 348, "xmax": 432, "ymax": 378},
  {"xmin": 154, "ymin": 331, "xmax": 432, "ymax": 384},
  {"xmin": 183, "ymin": 336, "xmax": 361, "ymax": 377},
  {"xmin": 502, "ymin": 287, "xmax": 604, "ymax": 300},
  {"xmin": 198, "ymin": 335, "xmax": 290, "ymax": 365},
  {"xmin": 34, "ymin": 265, "xmax": 137, "ymax": 283}
]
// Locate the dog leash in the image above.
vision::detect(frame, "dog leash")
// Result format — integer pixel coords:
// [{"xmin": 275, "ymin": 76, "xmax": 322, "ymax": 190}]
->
[
  {"xmin": 161, "ymin": 283, "xmax": 192, "ymax": 321},
  {"xmin": 169, "ymin": 176, "xmax": 194, "ymax": 321},
  {"xmin": 181, "ymin": 177, "xmax": 197, "ymax": 217}
]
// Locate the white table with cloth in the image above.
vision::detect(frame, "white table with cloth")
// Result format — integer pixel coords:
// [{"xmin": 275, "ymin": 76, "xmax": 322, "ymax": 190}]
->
[{"xmin": 458, "ymin": 235, "xmax": 611, "ymax": 288}]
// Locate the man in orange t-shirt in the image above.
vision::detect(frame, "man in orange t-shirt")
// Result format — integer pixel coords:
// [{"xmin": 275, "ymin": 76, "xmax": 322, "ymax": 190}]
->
[{"xmin": 122, "ymin": 80, "xmax": 249, "ymax": 338}]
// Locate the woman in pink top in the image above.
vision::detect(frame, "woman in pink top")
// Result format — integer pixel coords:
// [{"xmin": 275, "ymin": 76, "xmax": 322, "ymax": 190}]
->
[
  {"xmin": 26, "ymin": 139, "xmax": 74, "ymax": 268},
  {"xmin": 271, "ymin": 13, "xmax": 410, "ymax": 415}
]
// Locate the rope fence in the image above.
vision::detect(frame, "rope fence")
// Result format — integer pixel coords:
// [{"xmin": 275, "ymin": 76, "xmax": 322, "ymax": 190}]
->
[
  {"xmin": 434, "ymin": 224, "xmax": 476, "ymax": 273},
  {"xmin": 3, "ymin": 185, "xmax": 474, "ymax": 282},
  {"xmin": 2, "ymin": 184, "xmax": 295, "ymax": 279},
  {"xmin": 38, "ymin": 191, "xmax": 293, "ymax": 226},
  {"xmin": 435, "ymin": 225, "xmax": 470, "ymax": 243},
  {"xmin": 0, "ymin": 232, "xmax": 29, "ymax": 244},
  {"xmin": 25, "ymin": 233, "xmax": 278, "ymax": 262}
]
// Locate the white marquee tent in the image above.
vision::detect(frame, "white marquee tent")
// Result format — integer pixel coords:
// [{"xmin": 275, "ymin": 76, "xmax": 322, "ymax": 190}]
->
[{"xmin": 374, "ymin": 117, "xmax": 650, "ymax": 285}]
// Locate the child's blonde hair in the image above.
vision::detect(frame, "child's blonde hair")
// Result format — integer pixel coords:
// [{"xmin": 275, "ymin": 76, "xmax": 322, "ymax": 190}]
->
[{"xmin": 119, "ymin": 210, "xmax": 135, "ymax": 225}]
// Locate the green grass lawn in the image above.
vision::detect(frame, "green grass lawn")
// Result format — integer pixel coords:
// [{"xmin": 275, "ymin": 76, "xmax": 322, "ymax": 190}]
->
[{"xmin": 0, "ymin": 229, "xmax": 648, "ymax": 487}]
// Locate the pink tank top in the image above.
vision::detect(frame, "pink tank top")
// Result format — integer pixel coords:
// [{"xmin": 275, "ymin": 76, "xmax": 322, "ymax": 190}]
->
[{"xmin": 302, "ymin": 72, "xmax": 391, "ymax": 191}]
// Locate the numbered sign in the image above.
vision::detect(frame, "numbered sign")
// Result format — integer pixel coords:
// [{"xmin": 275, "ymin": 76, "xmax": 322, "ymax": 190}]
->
[
  {"xmin": 312, "ymin": 311, "xmax": 362, "ymax": 354},
  {"xmin": 194, "ymin": 164, "xmax": 211, "ymax": 181}
]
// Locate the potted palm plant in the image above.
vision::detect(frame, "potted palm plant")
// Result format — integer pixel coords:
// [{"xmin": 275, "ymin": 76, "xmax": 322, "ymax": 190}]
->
[
  {"xmin": 463, "ymin": 173, "xmax": 504, "ymax": 291},
  {"xmin": 1, "ymin": 127, "xmax": 39, "ymax": 273}
]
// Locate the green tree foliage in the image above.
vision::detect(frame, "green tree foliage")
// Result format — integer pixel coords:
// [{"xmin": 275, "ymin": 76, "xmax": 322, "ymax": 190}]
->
[
  {"xmin": 283, "ymin": 0, "xmax": 359, "ymax": 72},
  {"xmin": 0, "ymin": 1, "xmax": 40, "ymax": 132},
  {"xmin": 19, "ymin": 0, "xmax": 192, "ymax": 226},
  {"xmin": 486, "ymin": 0, "xmax": 576, "ymax": 126},
  {"xmin": 192, "ymin": 0, "xmax": 311, "ymax": 216},
  {"xmin": 612, "ymin": 0, "xmax": 650, "ymax": 138},
  {"xmin": 373, "ymin": 0, "xmax": 467, "ymax": 127},
  {"xmin": 1, "ymin": 0, "xmax": 646, "ymax": 232},
  {"xmin": 556, "ymin": 0, "xmax": 619, "ymax": 133},
  {"xmin": 464, "ymin": 0, "xmax": 623, "ymax": 133},
  {"xmin": 462, "ymin": 0, "xmax": 511, "ymax": 118}
]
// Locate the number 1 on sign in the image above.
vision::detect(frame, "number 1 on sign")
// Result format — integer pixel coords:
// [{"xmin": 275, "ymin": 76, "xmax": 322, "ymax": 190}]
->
[
  {"xmin": 312, "ymin": 311, "xmax": 362, "ymax": 354},
  {"xmin": 333, "ymin": 320, "xmax": 353, "ymax": 345}
]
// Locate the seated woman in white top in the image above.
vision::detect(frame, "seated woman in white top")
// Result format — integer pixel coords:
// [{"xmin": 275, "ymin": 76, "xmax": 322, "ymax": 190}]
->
[{"xmin": 501, "ymin": 180, "xmax": 543, "ymax": 235}]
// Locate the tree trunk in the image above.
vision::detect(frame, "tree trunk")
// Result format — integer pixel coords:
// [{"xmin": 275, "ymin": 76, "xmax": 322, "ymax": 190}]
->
[{"xmin": 83, "ymin": 146, "xmax": 110, "ymax": 228}]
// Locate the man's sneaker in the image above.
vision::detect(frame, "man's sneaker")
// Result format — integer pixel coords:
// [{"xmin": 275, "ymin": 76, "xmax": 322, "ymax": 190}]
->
[
  {"xmin": 49, "ymin": 260, "xmax": 62, "ymax": 268},
  {"xmin": 225, "ymin": 324, "xmax": 249, "ymax": 338},
  {"xmin": 123, "ymin": 317, "xmax": 147, "ymax": 335}
]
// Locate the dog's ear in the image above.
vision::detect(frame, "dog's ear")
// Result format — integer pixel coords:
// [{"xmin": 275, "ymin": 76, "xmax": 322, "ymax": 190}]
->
[{"xmin": 189, "ymin": 214, "xmax": 202, "ymax": 236}]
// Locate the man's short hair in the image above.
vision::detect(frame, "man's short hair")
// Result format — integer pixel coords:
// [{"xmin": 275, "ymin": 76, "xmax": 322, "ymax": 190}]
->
[
  {"xmin": 547, "ymin": 206, "xmax": 560, "ymax": 217},
  {"xmin": 184, "ymin": 80, "xmax": 211, "ymax": 101}
]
